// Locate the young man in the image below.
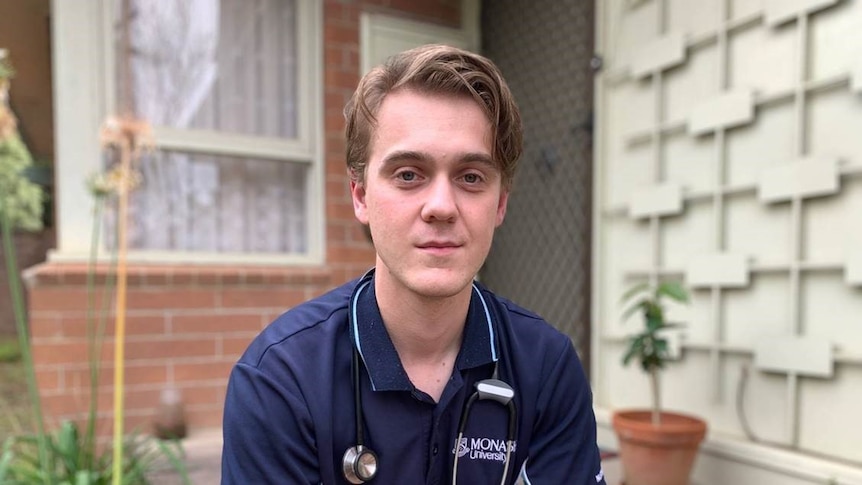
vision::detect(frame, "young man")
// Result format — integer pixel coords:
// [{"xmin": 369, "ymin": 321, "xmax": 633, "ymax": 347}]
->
[{"xmin": 222, "ymin": 44, "xmax": 606, "ymax": 484}]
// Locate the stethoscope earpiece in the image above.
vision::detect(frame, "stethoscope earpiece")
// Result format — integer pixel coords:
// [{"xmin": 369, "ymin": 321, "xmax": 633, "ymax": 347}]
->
[{"xmin": 342, "ymin": 445, "xmax": 378, "ymax": 484}]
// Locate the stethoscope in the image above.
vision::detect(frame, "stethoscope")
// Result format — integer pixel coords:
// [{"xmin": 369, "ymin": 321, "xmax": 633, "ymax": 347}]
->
[{"xmin": 341, "ymin": 275, "xmax": 518, "ymax": 484}]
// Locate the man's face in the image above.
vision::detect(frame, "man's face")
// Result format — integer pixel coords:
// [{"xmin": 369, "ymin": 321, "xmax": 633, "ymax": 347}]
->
[{"xmin": 351, "ymin": 89, "xmax": 509, "ymax": 300}]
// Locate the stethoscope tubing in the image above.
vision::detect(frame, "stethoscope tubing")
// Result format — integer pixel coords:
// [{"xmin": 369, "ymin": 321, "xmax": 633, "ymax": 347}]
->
[
  {"xmin": 451, "ymin": 390, "xmax": 517, "ymax": 485},
  {"xmin": 344, "ymin": 272, "xmax": 517, "ymax": 484}
]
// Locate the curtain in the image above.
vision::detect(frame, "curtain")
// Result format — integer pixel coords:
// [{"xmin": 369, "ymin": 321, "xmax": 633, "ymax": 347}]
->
[{"xmin": 109, "ymin": 0, "xmax": 305, "ymax": 254}]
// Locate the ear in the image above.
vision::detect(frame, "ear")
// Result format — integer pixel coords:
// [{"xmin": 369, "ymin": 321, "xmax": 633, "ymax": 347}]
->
[
  {"xmin": 350, "ymin": 179, "xmax": 369, "ymax": 224},
  {"xmin": 495, "ymin": 189, "xmax": 509, "ymax": 227}
]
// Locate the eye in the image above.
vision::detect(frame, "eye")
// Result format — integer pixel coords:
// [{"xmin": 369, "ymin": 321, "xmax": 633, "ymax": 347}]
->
[
  {"xmin": 397, "ymin": 170, "xmax": 417, "ymax": 182},
  {"xmin": 462, "ymin": 173, "xmax": 483, "ymax": 184}
]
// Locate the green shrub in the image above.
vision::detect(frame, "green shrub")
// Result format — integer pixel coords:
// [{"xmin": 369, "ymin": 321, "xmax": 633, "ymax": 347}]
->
[
  {"xmin": 0, "ymin": 339, "xmax": 21, "ymax": 363},
  {"xmin": 0, "ymin": 420, "xmax": 188, "ymax": 485}
]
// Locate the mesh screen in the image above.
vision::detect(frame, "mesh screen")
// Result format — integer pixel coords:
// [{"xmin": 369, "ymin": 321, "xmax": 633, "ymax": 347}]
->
[{"xmin": 480, "ymin": 0, "xmax": 595, "ymax": 367}]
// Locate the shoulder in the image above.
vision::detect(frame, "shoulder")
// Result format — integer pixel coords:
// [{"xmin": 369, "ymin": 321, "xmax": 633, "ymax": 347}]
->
[
  {"xmin": 475, "ymin": 283, "xmax": 586, "ymax": 389},
  {"xmin": 237, "ymin": 277, "xmax": 358, "ymax": 369},
  {"xmin": 476, "ymin": 283, "xmax": 571, "ymax": 351}
]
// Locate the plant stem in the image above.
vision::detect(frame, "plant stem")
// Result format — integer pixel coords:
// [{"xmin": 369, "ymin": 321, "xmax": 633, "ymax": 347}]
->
[
  {"xmin": 111, "ymin": 138, "xmax": 132, "ymax": 485},
  {"xmin": 1, "ymin": 213, "xmax": 51, "ymax": 484},
  {"xmin": 82, "ymin": 196, "xmax": 107, "ymax": 470},
  {"xmin": 650, "ymin": 367, "xmax": 661, "ymax": 426}
]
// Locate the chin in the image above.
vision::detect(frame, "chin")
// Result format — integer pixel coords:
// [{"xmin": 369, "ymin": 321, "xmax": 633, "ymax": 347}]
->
[{"xmin": 407, "ymin": 270, "xmax": 476, "ymax": 299}]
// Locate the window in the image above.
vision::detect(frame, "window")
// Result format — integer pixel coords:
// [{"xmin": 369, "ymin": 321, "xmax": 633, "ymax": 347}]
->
[{"xmin": 52, "ymin": 0, "xmax": 322, "ymax": 264}]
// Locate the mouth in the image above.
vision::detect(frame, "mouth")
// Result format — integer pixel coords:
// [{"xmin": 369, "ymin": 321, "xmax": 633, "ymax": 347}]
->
[{"xmin": 416, "ymin": 241, "xmax": 462, "ymax": 255}]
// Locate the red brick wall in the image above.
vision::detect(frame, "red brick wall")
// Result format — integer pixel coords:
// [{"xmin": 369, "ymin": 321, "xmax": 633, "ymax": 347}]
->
[
  {"xmin": 27, "ymin": 264, "xmax": 333, "ymax": 434},
  {"xmin": 0, "ymin": 230, "xmax": 54, "ymax": 335},
  {"xmin": 25, "ymin": 0, "xmax": 462, "ymax": 437}
]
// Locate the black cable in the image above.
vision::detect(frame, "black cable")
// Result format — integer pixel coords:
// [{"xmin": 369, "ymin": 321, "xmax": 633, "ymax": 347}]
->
[{"xmin": 353, "ymin": 348, "xmax": 365, "ymax": 446}]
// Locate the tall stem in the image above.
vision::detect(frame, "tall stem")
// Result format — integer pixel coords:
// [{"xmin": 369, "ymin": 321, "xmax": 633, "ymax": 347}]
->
[
  {"xmin": 650, "ymin": 367, "xmax": 661, "ymax": 426},
  {"xmin": 1, "ymin": 213, "xmax": 51, "ymax": 484},
  {"xmin": 83, "ymin": 197, "xmax": 112, "ymax": 470},
  {"xmin": 111, "ymin": 140, "xmax": 131, "ymax": 485}
]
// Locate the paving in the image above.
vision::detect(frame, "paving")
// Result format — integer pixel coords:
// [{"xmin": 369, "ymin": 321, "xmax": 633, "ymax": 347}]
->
[{"xmin": 148, "ymin": 428, "xmax": 223, "ymax": 484}]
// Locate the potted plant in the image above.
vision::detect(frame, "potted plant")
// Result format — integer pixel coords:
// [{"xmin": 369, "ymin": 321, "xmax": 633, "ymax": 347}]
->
[{"xmin": 612, "ymin": 281, "xmax": 707, "ymax": 485}]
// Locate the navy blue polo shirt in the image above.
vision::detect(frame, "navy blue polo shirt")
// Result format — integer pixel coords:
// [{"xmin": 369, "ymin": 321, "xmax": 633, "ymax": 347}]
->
[{"xmin": 222, "ymin": 274, "xmax": 606, "ymax": 484}]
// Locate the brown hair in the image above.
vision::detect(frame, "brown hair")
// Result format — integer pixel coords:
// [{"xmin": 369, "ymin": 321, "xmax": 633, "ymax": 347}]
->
[{"xmin": 344, "ymin": 44, "xmax": 523, "ymax": 189}]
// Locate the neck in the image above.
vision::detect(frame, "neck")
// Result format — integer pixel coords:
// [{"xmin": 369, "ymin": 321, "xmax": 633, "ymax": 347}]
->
[{"xmin": 373, "ymin": 273, "xmax": 472, "ymax": 364}]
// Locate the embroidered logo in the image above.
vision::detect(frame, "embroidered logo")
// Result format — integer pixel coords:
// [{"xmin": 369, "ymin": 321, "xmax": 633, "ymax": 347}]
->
[
  {"xmin": 452, "ymin": 436, "xmax": 516, "ymax": 463},
  {"xmin": 456, "ymin": 438, "xmax": 470, "ymax": 458}
]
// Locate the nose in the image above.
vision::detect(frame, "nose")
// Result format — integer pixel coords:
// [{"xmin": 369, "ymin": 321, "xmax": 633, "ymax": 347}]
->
[{"xmin": 420, "ymin": 177, "xmax": 458, "ymax": 222}]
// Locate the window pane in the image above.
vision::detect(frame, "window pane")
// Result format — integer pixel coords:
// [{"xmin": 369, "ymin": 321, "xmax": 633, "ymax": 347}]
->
[
  {"xmin": 103, "ymin": 150, "xmax": 308, "ymax": 254},
  {"xmin": 117, "ymin": 0, "xmax": 298, "ymax": 138}
]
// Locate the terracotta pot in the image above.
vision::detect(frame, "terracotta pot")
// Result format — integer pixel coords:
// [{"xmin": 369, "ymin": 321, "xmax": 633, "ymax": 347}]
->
[{"xmin": 611, "ymin": 410, "xmax": 707, "ymax": 485}]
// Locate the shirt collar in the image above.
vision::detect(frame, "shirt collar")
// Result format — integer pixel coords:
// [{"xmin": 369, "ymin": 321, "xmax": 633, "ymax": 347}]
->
[{"xmin": 349, "ymin": 273, "xmax": 499, "ymax": 392}]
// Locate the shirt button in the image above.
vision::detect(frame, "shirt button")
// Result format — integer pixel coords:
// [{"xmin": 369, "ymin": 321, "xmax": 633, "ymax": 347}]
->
[{"xmin": 433, "ymin": 444, "xmax": 439, "ymax": 455}]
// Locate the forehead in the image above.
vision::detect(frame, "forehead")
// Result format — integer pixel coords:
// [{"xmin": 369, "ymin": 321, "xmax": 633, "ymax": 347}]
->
[{"xmin": 370, "ymin": 90, "xmax": 492, "ymax": 152}]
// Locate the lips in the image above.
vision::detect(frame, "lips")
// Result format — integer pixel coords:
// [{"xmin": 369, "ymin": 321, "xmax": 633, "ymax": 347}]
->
[
  {"xmin": 416, "ymin": 241, "xmax": 462, "ymax": 249},
  {"xmin": 416, "ymin": 241, "xmax": 462, "ymax": 255}
]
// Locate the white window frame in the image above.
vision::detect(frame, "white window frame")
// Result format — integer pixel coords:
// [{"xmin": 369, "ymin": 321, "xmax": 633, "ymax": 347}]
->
[{"xmin": 50, "ymin": 0, "xmax": 324, "ymax": 266}]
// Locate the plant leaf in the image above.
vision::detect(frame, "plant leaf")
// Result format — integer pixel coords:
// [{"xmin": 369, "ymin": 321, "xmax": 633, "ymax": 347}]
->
[
  {"xmin": 657, "ymin": 281, "xmax": 689, "ymax": 303},
  {"xmin": 646, "ymin": 314, "xmax": 664, "ymax": 332},
  {"xmin": 620, "ymin": 282, "xmax": 650, "ymax": 304},
  {"xmin": 621, "ymin": 300, "xmax": 646, "ymax": 322}
]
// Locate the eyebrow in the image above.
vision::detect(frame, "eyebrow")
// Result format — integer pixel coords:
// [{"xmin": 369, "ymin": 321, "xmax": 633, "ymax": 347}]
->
[{"xmin": 379, "ymin": 150, "xmax": 498, "ymax": 171}]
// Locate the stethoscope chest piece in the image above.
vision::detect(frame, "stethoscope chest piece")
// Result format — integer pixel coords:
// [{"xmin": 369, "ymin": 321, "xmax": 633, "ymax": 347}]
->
[{"xmin": 342, "ymin": 444, "xmax": 378, "ymax": 483}]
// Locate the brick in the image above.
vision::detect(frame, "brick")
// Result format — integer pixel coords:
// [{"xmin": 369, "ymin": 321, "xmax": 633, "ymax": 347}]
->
[
  {"xmin": 185, "ymin": 406, "xmax": 224, "ymax": 430},
  {"xmin": 175, "ymin": 383, "xmax": 224, "ymax": 406},
  {"xmin": 126, "ymin": 289, "xmax": 217, "ymax": 310},
  {"xmin": 30, "ymin": 287, "xmax": 106, "ymax": 313},
  {"xmin": 327, "ymin": 178, "xmax": 351, "ymax": 201},
  {"xmin": 324, "ymin": 22, "xmax": 358, "ymax": 45},
  {"xmin": 326, "ymin": 138, "xmax": 347, "ymax": 160},
  {"xmin": 125, "ymin": 337, "xmax": 218, "ymax": 361},
  {"xmin": 35, "ymin": 367, "xmax": 62, "ymax": 390},
  {"xmin": 170, "ymin": 272, "xmax": 197, "ymax": 285},
  {"xmin": 326, "ymin": 200, "xmax": 357, "ymax": 221},
  {"xmin": 58, "ymin": 314, "xmax": 167, "ymax": 338},
  {"xmin": 32, "ymin": 341, "xmax": 90, "ymax": 365},
  {"xmin": 327, "ymin": 69, "xmax": 360, "ymax": 91},
  {"xmin": 171, "ymin": 313, "xmax": 262, "ymax": 335},
  {"xmin": 174, "ymin": 360, "xmax": 235, "ymax": 383},
  {"xmin": 65, "ymin": 362, "xmax": 169, "ymax": 389},
  {"xmin": 220, "ymin": 335, "xmax": 256, "ymax": 358},
  {"xmin": 29, "ymin": 314, "xmax": 62, "ymax": 339},
  {"xmin": 195, "ymin": 269, "xmax": 224, "ymax": 285},
  {"xmin": 325, "ymin": 89, "xmax": 350, "ymax": 110},
  {"xmin": 325, "ymin": 0, "xmax": 358, "ymax": 24},
  {"xmin": 41, "ymin": 391, "xmax": 88, "ymax": 417},
  {"xmin": 241, "ymin": 271, "xmax": 268, "ymax": 285},
  {"xmin": 97, "ymin": 388, "xmax": 162, "ymax": 412},
  {"xmin": 93, "ymin": 413, "xmax": 153, "ymax": 437},
  {"xmin": 327, "ymin": 245, "xmax": 376, "ymax": 265},
  {"xmin": 219, "ymin": 288, "xmax": 306, "ymax": 309},
  {"xmin": 140, "ymin": 271, "xmax": 171, "ymax": 286}
]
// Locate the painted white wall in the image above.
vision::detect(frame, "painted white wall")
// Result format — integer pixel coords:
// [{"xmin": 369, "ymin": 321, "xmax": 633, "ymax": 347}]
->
[{"xmin": 594, "ymin": 0, "xmax": 862, "ymax": 483}]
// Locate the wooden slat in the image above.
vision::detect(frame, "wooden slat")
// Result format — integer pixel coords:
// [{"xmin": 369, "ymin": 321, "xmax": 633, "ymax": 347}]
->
[
  {"xmin": 688, "ymin": 90, "xmax": 754, "ymax": 135},
  {"xmin": 630, "ymin": 33, "xmax": 686, "ymax": 79},
  {"xmin": 628, "ymin": 183, "xmax": 683, "ymax": 219},
  {"xmin": 686, "ymin": 253, "xmax": 749, "ymax": 288},
  {"xmin": 754, "ymin": 335, "xmax": 834, "ymax": 378},
  {"xmin": 764, "ymin": 0, "xmax": 840, "ymax": 26},
  {"xmin": 759, "ymin": 157, "xmax": 840, "ymax": 203}
]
